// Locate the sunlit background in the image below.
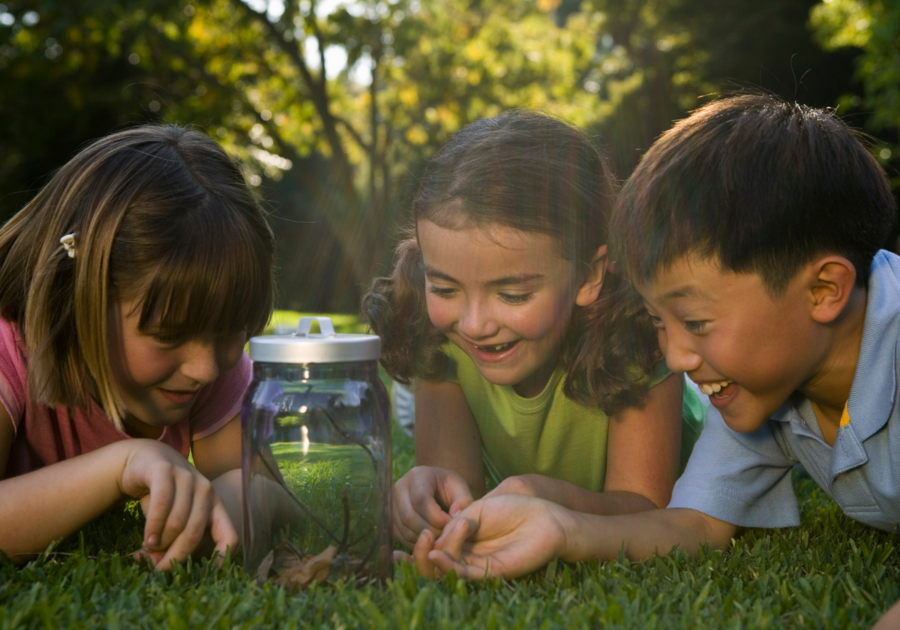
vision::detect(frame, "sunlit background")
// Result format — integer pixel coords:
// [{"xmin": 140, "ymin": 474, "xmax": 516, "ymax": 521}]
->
[{"xmin": 1, "ymin": 0, "xmax": 897, "ymax": 313}]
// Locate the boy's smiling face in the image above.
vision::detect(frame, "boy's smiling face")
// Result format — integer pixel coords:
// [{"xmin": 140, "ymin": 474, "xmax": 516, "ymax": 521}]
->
[{"xmin": 636, "ymin": 253, "xmax": 834, "ymax": 433}]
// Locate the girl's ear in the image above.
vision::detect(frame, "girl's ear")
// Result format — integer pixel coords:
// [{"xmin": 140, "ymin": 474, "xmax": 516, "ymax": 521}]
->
[{"xmin": 575, "ymin": 245, "xmax": 608, "ymax": 306}]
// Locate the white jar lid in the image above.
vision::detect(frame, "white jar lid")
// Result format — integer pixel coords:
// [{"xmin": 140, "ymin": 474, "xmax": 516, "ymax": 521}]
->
[{"xmin": 249, "ymin": 316, "xmax": 380, "ymax": 363}]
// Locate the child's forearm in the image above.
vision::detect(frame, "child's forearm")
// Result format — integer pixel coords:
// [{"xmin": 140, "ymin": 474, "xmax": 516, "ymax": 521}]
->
[
  {"xmin": 498, "ymin": 479, "xmax": 734, "ymax": 558},
  {"xmin": 872, "ymin": 598, "xmax": 900, "ymax": 630},
  {"xmin": 414, "ymin": 380, "xmax": 486, "ymax": 497},
  {"xmin": 560, "ymin": 507, "xmax": 737, "ymax": 562},
  {"xmin": 495, "ymin": 474, "xmax": 658, "ymax": 515},
  {"xmin": 0, "ymin": 440, "xmax": 135, "ymax": 560},
  {"xmin": 569, "ymin": 489, "xmax": 658, "ymax": 515},
  {"xmin": 553, "ymin": 484, "xmax": 658, "ymax": 515},
  {"xmin": 427, "ymin": 497, "xmax": 739, "ymax": 580}
]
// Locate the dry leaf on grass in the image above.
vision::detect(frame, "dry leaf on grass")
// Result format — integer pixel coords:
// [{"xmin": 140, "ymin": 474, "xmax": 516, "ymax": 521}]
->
[
  {"xmin": 272, "ymin": 545, "xmax": 338, "ymax": 589},
  {"xmin": 256, "ymin": 549, "xmax": 276, "ymax": 585}
]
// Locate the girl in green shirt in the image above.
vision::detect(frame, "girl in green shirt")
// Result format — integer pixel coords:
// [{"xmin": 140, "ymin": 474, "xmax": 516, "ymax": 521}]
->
[{"xmin": 364, "ymin": 112, "xmax": 704, "ymax": 567}]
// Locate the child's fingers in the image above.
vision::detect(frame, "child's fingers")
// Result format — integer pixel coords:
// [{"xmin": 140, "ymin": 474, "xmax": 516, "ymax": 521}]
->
[
  {"xmin": 207, "ymin": 497, "xmax": 239, "ymax": 563},
  {"xmin": 141, "ymin": 468, "xmax": 176, "ymax": 548},
  {"xmin": 406, "ymin": 471, "xmax": 454, "ymax": 529},
  {"xmin": 435, "ymin": 515, "xmax": 475, "ymax": 560},
  {"xmin": 436, "ymin": 473, "xmax": 473, "ymax": 515},
  {"xmin": 394, "ymin": 489, "xmax": 448, "ymax": 545},
  {"xmin": 430, "ymin": 510, "xmax": 494, "ymax": 580},
  {"xmin": 428, "ymin": 549, "xmax": 488, "ymax": 581},
  {"xmin": 413, "ymin": 529, "xmax": 440, "ymax": 579},
  {"xmin": 448, "ymin": 495, "xmax": 473, "ymax": 517},
  {"xmin": 391, "ymin": 491, "xmax": 423, "ymax": 548},
  {"xmin": 392, "ymin": 491, "xmax": 425, "ymax": 548},
  {"xmin": 154, "ymin": 469, "xmax": 197, "ymax": 550},
  {"xmin": 410, "ymin": 493, "xmax": 453, "ymax": 531},
  {"xmin": 153, "ymin": 477, "xmax": 215, "ymax": 569}
]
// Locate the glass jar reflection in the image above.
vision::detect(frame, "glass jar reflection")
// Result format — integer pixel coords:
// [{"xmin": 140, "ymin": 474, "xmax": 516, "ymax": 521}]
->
[{"xmin": 242, "ymin": 359, "xmax": 391, "ymax": 588}]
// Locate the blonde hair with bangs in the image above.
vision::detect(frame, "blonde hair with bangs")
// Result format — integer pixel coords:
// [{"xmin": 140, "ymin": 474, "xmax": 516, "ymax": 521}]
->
[{"xmin": 0, "ymin": 126, "xmax": 275, "ymax": 430}]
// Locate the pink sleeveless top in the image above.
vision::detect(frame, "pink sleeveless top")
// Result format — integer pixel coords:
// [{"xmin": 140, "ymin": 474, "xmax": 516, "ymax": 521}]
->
[{"xmin": 0, "ymin": 318, "xmax": 251, "ymax": 478}]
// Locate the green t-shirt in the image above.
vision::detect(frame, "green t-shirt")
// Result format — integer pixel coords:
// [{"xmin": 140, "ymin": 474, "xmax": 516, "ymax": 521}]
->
[{"xmin": 441, "ymin": 343, "xmax": 706, "ymax": 492}]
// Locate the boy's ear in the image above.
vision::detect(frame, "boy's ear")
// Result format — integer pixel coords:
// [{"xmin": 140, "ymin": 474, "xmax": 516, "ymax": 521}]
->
[
  {"xmin": 575, "ymin": 245, "xmax": 608, "ymax": 306},
  {"xmin": 807, "ymin": 256, "xmax": 858, "ymax": 324}
]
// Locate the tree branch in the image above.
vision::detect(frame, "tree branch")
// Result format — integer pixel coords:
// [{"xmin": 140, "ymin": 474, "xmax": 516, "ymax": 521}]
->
[
  {"xmin": 153, "ymin": 30, "xmax": 305, "ymax": 170},
  {"xmin": 369, "ymin": 54, "xmax": 379, "ymax": 202},
  {"xmin": 239, "ymin": 0, "xmax": 355, "ymax": 191},
  {"xmin": 309, "ymin": 0, "xmax": 329, "ymax": 93},
  {"xmin": 334, "ymin": 116, "xmax": 370, "ymax": 152}
]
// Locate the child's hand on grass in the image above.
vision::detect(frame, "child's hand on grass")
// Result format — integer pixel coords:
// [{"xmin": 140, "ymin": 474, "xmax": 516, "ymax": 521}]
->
[
  {"xmin": 392, "ymin": 466, "xmax": 474, "ymax": 548},
  {"xmin": 118, "ymin": 440, "xmax": 238, "ymax": 569},
  {"xmin": 420, "ymin": 494, "xmax": 572, "ymax": 580}
]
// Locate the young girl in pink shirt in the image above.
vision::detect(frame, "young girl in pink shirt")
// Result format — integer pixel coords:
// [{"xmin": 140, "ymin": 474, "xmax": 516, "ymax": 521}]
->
[{"xmin": 0, "ymin": 126, "xmax": 274, "ymax": 568}]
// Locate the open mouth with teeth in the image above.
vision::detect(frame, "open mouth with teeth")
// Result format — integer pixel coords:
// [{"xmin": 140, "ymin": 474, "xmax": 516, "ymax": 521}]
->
[
  {"xmin": 697, "ymin": 380, "xmax": 734, "ymax": 397},
  {"xmin": 473, "ymin": 341, "xmax": 518, "ymax": 354}
]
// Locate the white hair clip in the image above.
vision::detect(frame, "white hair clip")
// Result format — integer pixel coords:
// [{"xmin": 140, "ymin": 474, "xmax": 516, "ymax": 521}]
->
[{"xmin": 59, "ymin": 233, "xmax": 76, "ymax": 258}]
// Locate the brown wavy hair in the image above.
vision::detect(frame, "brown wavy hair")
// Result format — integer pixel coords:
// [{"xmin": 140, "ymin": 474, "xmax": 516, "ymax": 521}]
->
[
  {"xmin": 0, "ymin": 125, "xmax": 275, "ymax": 430},
  {"xmin": 363, "ymin": 111, "xmax": 661, "ymax": 413}
]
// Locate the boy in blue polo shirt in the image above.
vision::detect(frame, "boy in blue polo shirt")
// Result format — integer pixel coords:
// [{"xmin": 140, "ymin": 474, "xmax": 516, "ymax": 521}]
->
[{"xmin": 408, "ymin": 95, "xmax": 900, "ymax": 588}]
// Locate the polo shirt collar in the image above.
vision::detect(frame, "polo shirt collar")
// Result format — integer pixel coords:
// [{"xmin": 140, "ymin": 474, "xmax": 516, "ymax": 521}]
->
[
  {"xmin": 844, "ymin": 251, "xmax": 900, "ymax": 444},
  {"xmin": 770, "ymin": 252, "xmax": 899, "ymax": 478}
]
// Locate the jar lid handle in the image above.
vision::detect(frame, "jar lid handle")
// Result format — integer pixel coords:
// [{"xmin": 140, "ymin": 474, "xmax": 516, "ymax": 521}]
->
[{"xmin": 295, "ymin": 316, "xmax": 336, "ymax": 337}]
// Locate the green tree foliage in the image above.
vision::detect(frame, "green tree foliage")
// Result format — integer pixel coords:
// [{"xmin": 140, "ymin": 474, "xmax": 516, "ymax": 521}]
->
[
  {"xmin": 0, "ymin": 0, "xmax": 871, "ymax": 310},
  {"xmin": 2, "ymin": 0, "xmax": 614, "ymax": 310},
  {"xmin": 177, "ymin": 0, "xmax": 614, "ymax": 308},
  {"xmin": 810, "ymin": 0, "xmax": 900, "ymax": 185},
  {"xmin": 0, "ymin": 1, "xmax": 180, "ymax": 211},
  {"xmin": 568, "ymin": 0, "xmax": 860, "ymax": 174}
]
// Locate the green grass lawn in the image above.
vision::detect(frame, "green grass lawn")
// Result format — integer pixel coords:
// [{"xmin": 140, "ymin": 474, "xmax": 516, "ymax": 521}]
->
[
  {"xmin": 2, "ymin": 422, "xmax": 900, "ymax": 629},
  {"xmin": 2, "ymin": 313, "xmax": 899, "ymax": 627}
]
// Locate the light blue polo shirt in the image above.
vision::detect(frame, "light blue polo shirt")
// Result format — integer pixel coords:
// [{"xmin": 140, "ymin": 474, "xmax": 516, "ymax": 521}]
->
[{"xmin": 668, "ymin": 250, "xmax": 900, "ymax": 532}]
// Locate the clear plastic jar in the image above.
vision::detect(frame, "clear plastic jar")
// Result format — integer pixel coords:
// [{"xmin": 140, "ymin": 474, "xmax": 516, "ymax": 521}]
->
[{"xmin": 241, "ymin": 317, "xmax": 392, "ymax": 588}]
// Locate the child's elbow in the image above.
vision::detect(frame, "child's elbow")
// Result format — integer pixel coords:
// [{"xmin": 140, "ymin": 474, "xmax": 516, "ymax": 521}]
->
[{"xmin": 698, "ymin": 512, "xmax": 738, "ymax": 551}]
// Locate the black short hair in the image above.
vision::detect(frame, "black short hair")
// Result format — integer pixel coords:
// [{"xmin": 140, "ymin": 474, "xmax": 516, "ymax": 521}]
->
[{"xmin": 610, "ymin": 94, "xmax": 897, "ymax": 293}]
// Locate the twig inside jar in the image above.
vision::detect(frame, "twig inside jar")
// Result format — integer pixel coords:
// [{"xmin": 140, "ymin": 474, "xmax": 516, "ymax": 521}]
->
[
  {"xmin": 256, "ymin": 395, "xmax": 384, "ymax": 580},
  {"xmin": 338, "ymin": 490, "xmax": 350, "ymax": 554},
  {"xmin": 320, "ymin": 406, "xmax": 383, "ymax": 569},
  {"xmin": 253, "ymin": 444, "xmax": 343, "ymax": 546},
  {"xmin": 319, "ymin": 407, "xmax": 378, "ymax": 469}
]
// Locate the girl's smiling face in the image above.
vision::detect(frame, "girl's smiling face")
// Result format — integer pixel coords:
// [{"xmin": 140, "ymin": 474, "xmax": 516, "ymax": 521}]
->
[
  {"xmin": 418, "ymin": 220, "xmax": 603, "ymax": 398},
  {"xmin": 107, "ymin": 297, "xmax": 247, "ymax": 437}
]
